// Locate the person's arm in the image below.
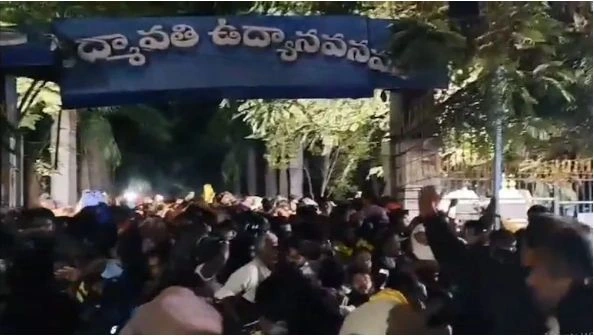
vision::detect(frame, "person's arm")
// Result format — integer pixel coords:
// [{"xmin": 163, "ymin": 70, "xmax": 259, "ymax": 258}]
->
[
  {"xmin": 423, "ymin": 215, "xmax": 468, "ymax": 269},
  {"xmin": 214, "ymin": 264, "xmax": 251, "ymax": 300},
  {"xmin": 418, "ymin": 187, "xmax": 470, "ymax": 281},
  {"xmin": 214, "ymin": 264, "xmax": 253, "ymax": 325}
]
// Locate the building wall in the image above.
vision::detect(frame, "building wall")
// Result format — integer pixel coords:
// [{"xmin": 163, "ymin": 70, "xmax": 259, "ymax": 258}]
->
[{"xmin": 386, "ymin": 90, "xmax": 441, "ymax": 215}]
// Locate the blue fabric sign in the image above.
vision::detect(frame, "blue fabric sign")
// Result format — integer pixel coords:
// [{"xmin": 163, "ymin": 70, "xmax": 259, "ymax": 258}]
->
[{"xmin": 52, "ymin": 16, "xmax": 445, "ymax": 108}]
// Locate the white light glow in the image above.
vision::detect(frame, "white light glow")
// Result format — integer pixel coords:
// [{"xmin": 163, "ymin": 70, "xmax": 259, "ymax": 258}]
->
[{"xmin": 123, "ymin": 191, "xmax": 138, "ymax": 202}]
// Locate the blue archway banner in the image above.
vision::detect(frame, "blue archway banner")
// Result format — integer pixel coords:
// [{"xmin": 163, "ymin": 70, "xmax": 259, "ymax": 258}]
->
[{"xmin": 51, "ymin": 16, "xmax": 446, "ymax": 108}]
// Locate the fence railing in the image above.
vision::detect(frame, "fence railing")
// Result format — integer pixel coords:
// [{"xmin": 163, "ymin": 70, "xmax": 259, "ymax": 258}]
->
[{"xmin": 396, "ymin": 175, "xmax": 593, "ymax": 222}]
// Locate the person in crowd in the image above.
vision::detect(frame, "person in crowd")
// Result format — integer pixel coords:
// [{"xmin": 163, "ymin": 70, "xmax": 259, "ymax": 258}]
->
[
  {"xmin": 525, "ymin": 216, "xmax": 592, "ymax": 335},
  {"xmin": 255, "ymin": 263, "xmax": 344, "ymax": 335},
  {"xmin": 339, "ymin": 268, "xmax": 445, "ymax": 335},
  {"xmin": 527, "ymin": 204, "xmax": 551, "ymax": 218},
  {"xmin": 1, "ymin": 208, "xmax": 80, "ymax": 334},
  {"xmin": 373, "ymin": 231, "xmax": 412, "ymax": 288},
  {"xmin": 417, "ymin": 186, "xmax": 550, "ymax": 334},
  {"xmin": 359, "ymin": 191, "xmax": 390, "ymax": 225},
  {"xmin": 214, "ymin": 231, "xmax": 278, "ymax": 332},
  {"xmin": 284, "ymin": 238, "xmax": 318, "ymax": 282},
  {"xmin": 142, "ymin": 247, "xmax": 169, "ymax": 300},
  {"xmin": 2, "ymin": 188, "xmax": 592, "ymax": 336},
  {"xmin": 349, "ymin": 248, "xmax": 373, "ymax": 274},
  {"xmin": 347, "ymin": 271, "xmax": 374, "ymax": 307}
]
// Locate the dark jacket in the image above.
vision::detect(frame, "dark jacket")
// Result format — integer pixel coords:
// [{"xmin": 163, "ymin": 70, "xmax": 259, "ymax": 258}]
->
[
  {"xmin": 423, "ymin": 214, "xmax": 546, "ymax": 334},
  {"xmin": 557, "ymin": 283, "xmax": 593, "ymax": 335}
]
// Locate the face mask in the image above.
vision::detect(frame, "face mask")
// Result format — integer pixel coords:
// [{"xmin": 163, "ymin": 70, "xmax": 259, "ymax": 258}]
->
[
  {"xmin": 102, "ymin": 259, "xmax": 123, "ymax": 279},
  {"xmin": 411, "ymin": 225, "xmax": 435, "ymax": 261}
]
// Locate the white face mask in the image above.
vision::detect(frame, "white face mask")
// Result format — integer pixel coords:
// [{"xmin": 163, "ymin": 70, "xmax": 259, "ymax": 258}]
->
[
  {"xmin": 101, "ymin": 259, "xmax": 123, "ymax": 279},
  {"xmin": 411, "ymin": 225, "xmax": 435, "ymax": 261}
]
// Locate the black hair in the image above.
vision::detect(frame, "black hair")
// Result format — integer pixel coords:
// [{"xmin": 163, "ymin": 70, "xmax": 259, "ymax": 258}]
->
[
  {"xmin": 537, "ymin": 223, "xmax": 592, "ymax": 280},
  {"xmin": 361, "ymin": 188, "xmax": 378, "ymax": 203},
  {"xmin": 489, "ymin": 229, "xmax": 516, "ymax": 250},
  {"xmin": 262, "ymin": 198, "xmax": 273, "ymax": 212},
  {"xmin": 296, "ymin": 205, "xmax": 317, "ymax": 218},
  {"xmin": 318, "ymin": 257, "xmax": 346, "ymax": 289},
  {"xmin": 385, "ymin": 268, "xmax": 420, "ymax": 291},
  {"xmin": 514, "ymin": 227, "xmax": 526, "ymax": 240},
  {"xmin": 283, "ymin": 237, "xmax": 303, "ymax": 253},
  {"xmin": 527, "ymin": 204, "xmax": 551, "ymax": 217},
  {"xmin": 256, "ymin": 264, "xmax": 343, "ymax": 334},
  {"xmin": 464, "ymin": 219, "xmax": 490, "ymax": 234},
  {"xmin": 18, "ymin": 207, "xmax": 55, "ymax": 230},
  {"xmin": 347, "ymin": 266, "xmax": 372, "ymax": 284},
  {"xmin": 383, "ymin": 268, "xmax": 427, "ymax": 304},
  {"xmin": 525, "ymin": 213, "xmax": 572, "ymax": 249},
  {"xmin": 378, "ymin": 230, "xmax": 402, "ymax": 248}
]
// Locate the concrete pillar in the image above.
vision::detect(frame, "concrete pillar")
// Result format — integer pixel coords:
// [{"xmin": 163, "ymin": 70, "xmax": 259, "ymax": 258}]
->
[
  {"xmin": 1, "ymin": 75, "xmax": 22, "ymax": 208},
  {"xmin": 246, "ymin": 144, "xmax": 257, "ymax": 196},
  {"xmin": 278, "ymin": 168, "xmax": 289, "ymax": 198},
  {"xmin": 381, "ymin": 141, "xmax": 391, "ymax": 196},
  {"xmin": 265, "ymin": 164, "xmax": 277, "ymax": 197},
  {"xmin": 387, "ymin": 91, "xmax": 405, "ymax": 197},
  {"xmin": 288, "ymin": 144, "xmax": 303, "ymax": 198},
  {"xmin": 51, "ymin": 109, "xmax": 78, "ymax": 207}
]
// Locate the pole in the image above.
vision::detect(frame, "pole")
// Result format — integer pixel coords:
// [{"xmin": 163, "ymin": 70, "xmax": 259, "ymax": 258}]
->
[
  {"xmin": 492, "ymin": 66, "xmax": 506, "ymax": 230},
  {"xmin": 0, "ymin": 74, "xmax": 6, "ymax": 207},
  {"xmin": 493, "ymin": 106, "xmax": 503, "ymax": 230},
  {"xmin": 3, "ymin": 76, "xmax": 22, "ymax": 208}
]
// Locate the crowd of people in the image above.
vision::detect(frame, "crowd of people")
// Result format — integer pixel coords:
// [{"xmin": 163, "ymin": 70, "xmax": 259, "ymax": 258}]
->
[{"xmin": 0, "ymin": 186, "xmax": 591, "ymax": 334}]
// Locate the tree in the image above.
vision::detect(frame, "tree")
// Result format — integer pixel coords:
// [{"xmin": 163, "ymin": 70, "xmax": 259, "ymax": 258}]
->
[
  {"xmin": 11, "ymin": 77, "xmax": 173, "ymax": 202},
  {"xmin": 78, "ymin": 105, "xmax": 172, "ymax": 192},
  {"xmin": 0, "ymin": 2, "xmax": 256, "ymax": 25},
  {"xmin": 385, "ymin": 1, "xmax": 592, "ymax": 167},
  {"xmin": 205, "ymin": 99, "xmax": 252, "ymax": 193},
  {"xmin": 2, "ymin": 1, "xmax": 256, "ymax": 200},
  {"xmin": 249, "ymin": 1, "xmax": 368, "ymax": 15},
  {"xmin": 236, "ymin": 92, "xmax": 389, "ymax": 198},
  {"xmin": 14, "ymin": 78, "xmax": 60, "ymax": 205}
]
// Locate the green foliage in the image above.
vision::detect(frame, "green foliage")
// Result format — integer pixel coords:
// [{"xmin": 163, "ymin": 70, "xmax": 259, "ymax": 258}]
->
[
  {"xmin": 236, "ymin": 92, "xmax": 388, "ymax": 196},
  {"xmin": 210, "ymin": 100, "xmax": 252, "ymax": 191},
  {"xmin": 388, "ymin": 1, "xmax": 593, "ymax": 161},
  {"xmin": 249, "ymin": 1, "xmax": 369, "ymax": 15},
  {"xmin": 80, "ymin": 105, "xmax": 173, "ymax": 171},
  {"xmin": 16, "ymin": 78, "xmax": 61, "ymax": 130},
  {"xmin": 79, "ymin": 109, "xmax": 122, "ymax": 170},
  {"xmin": 0, "ymin": 2, "xmax": 255, "ymax": 25}
]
